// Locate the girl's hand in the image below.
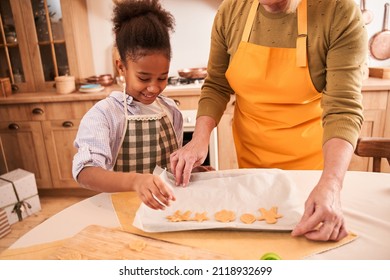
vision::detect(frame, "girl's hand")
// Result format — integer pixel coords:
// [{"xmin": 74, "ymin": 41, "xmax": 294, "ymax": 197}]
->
[{"xmin": 133, "ymin": 174, "xmax": 176, "ymax": 210}]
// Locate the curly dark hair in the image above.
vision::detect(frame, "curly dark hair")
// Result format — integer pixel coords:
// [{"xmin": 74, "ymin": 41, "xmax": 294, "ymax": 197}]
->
[{"xmin": 112, "ymin": 0, "xmax": 175, "ymax": 65}]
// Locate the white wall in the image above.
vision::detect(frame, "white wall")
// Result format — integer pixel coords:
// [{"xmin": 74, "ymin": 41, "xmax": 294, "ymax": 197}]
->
[
  {"xmin": 85, "ymin": 0, "xmax": 115, "ymax": 76},
  {"xmin": 86, "ymin": 0, "xmax": 389, "ymax": 77},
  {"xmin": 86, "ymin": 0, "xmax": 220, "ymax": 77}
]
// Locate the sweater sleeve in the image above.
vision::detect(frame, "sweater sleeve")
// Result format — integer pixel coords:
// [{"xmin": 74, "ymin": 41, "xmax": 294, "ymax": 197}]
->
[
  {"xmin": 196, "ymin": 1, "xmax": 235, "ymax": 124},
  {"xmin": 320, "ymin": 0, "xmax": 367, "ymax": 149}
]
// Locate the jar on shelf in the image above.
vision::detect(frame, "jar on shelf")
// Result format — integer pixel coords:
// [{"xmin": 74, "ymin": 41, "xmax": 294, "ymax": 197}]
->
[
  {"xmin": 5, "ymin": 32, "xmax": 17, "ymax": 44},
  {"xmin": 13, "ymin": 69, "xmax": 23, "ymax": 84},
  {"xmin": 55, "ymin": 75, "xmax": 75, "ymax": 94}
]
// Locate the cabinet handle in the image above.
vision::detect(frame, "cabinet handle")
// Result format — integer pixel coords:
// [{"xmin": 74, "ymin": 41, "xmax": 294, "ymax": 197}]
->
[
  {"xmin": 173, "ymin": 99, "xmax": 181, "ymax": 106},
  {"xmin": 8, "ymin": 123, "xmax": 20, "ymax": 130},
  {"xmin": 32, "ymin": 108, "xmax": 44, "ymax": 115},
  {"xmin": 62, "ymin": 121, "xmax": 74, "ymax": 128}
]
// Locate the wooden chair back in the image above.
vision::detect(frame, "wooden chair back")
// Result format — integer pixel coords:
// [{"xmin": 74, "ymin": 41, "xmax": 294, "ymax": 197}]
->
[{"xmin": 354, "ymin": 137, "xmax": 390, "ymax": 172}]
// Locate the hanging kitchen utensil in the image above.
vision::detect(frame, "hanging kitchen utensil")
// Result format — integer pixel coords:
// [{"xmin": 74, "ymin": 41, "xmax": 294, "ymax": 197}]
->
[
  {"xmin": 360, "ymin": 0, "xmax": 373, "ymax": 25},
  {"xmin": 369, "ymin": 3, "xmax": 390, "ymax": 61}
]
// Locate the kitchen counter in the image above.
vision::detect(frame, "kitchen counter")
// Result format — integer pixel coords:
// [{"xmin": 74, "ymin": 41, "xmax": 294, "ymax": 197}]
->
[
  {"xmin": 361, "ymin": 77, "xmax": 390, "ymax": 91},
  {"xmin": 0, "ymin": 77, "xmax": 389, "ymax": 105},
  {"xmin": 0, "ymin": 82, "xmax": 204, "ymax": 105},
  {"xmin": 1, "ymin": 78, "xmax": 389, "ymax": 105},
  {"xmin": 0, "ymin": 86, "xmax": 115, "ymax": 105}
]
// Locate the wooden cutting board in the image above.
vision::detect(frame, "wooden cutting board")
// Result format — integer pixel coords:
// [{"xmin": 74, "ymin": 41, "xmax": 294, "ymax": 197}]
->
[{"xmin": 49, "ymin": 225, "xmax": 231, "ymax": 260}]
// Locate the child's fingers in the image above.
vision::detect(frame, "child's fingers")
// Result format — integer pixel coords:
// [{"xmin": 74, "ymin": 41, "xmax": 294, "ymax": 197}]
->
[{"xmin": 153, "ymin": 176, "xmax": 176, "ymax": 201}]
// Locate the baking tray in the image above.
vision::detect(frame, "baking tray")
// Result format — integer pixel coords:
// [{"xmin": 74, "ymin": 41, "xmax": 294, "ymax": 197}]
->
[{"xmin": 133, "ymin": 167, "xmax": 303, "ymax": 232}]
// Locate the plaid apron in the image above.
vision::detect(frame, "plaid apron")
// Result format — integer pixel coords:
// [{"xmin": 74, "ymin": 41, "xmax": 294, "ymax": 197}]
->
[{"xmin": 114, "ymin": 92, "xmax": 179, "ymax": 173}]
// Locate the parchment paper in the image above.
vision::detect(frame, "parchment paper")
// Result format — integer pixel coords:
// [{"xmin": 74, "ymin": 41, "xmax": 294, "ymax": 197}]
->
[{"xmin": 133, "ymin": 167, "xmax": 303, "ymax": 232}]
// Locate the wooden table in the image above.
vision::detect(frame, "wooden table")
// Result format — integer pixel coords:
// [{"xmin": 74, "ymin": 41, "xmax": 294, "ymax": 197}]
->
[{"xmin": 7, "ymin": 170, "xmax": 390, "ymax": 260}]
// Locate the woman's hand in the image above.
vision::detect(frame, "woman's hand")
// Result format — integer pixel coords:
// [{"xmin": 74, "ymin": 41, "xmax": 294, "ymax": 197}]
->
[
  {"xmin": 170, "ymin": 116, "xmax": 216, "ymax": 186},
  {"xmin": 133, "ymin": 174, "xmax": 176, "ymax": 210},
  {"xmin": 291, "ymin": 138, "xmax": 353, "ymax": 241},
  {"xmin": 170, "ymin": 138, "xmax": 210, "ymax": 186},
  {"xmin": 291, "ymin": 178, "xmax": 348, "ymax": 241}
]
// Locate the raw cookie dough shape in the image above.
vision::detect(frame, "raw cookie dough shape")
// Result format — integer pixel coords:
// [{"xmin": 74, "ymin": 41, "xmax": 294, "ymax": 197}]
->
[
  {"xmin": 128, "ymin": 240, "xmax": 147, "ymax": 252},
  {"xmin": 257, "ymin": 207, "xmax": 283, "ymax": 224},
  {"xmin": 166, "ymin": 210, "xmax": 192, "ymax": 222},
  {"xmin": 240, "ymin": 213, "xmax": 256, "ymax": 224},
  {"xmin": 214, "ymin": 209, "xmax": 236, "ymax": 223},
  {"xmin": 192, "ymin": 212, "xmax": 209, "ymax": 222}
]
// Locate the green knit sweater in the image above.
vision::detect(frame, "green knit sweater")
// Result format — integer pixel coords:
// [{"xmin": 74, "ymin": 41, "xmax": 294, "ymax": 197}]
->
[{"xmin": 198, "ymin": 0, "xmax": 367, "ymax": 148}]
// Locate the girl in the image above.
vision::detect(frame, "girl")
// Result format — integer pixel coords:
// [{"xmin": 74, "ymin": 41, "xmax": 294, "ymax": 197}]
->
[{"xmin": 72, "ymin": 0, "xmax": 182, "ymax": 210}]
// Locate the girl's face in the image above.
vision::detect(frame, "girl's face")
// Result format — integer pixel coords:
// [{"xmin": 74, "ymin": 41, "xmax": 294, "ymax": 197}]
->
[{"xmin": 117, "ymin": 52, "xmax": 170, "ymax": 105}]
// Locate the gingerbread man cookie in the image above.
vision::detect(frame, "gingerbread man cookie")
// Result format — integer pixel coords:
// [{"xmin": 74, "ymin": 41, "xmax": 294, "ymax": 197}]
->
[{"xmin": 257, "ymin": 207, "xmax": 283, "ymax": 224}]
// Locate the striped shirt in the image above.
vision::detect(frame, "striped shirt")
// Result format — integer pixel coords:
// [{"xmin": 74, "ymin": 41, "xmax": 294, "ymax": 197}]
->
[{"xmin": 72, "ymin": 91, "xmax": 183, "ymax": 181}]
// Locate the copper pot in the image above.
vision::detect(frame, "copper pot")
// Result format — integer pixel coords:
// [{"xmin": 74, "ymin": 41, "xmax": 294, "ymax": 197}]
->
[
  {"xmin": 178, "ymin": 67, "xmax": 207, "ymax": 79},
  {"xmin": 86, "ymin": 74, "xmax": 114, "ymax": 86},
  {"xmin": 86, "ymin": 76, "xmax": 100, "ymax": 83},
  {"xmin": 98, "ymin": 74, "xmax": 114, "ymax": 86},
  {"xmin": 369, "ymin": 3, "xmax": 390, "ymax": 60},
  {"xmin": 360, "ymin": 0, "xmax": 373, "ymax": 25}
]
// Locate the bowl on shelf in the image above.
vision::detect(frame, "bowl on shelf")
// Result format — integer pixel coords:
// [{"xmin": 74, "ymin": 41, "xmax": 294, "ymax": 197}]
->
[
  {"xmin": 98, "ymin": 74, "xmax": 114, "ymax": 86},
  {"xmin": 86, "ymin": 74, "xmax": 114, "ymax": 86},
  {"xmin": 177, "ymin": 67, "xmax": 207, "ymax": 79}
]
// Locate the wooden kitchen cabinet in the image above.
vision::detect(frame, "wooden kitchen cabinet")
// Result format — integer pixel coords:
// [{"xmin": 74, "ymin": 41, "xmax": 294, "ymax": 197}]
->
[
  {"xmin": 41, "ymin": 119, "xmax": 80, "ymax": 188},
  {"xmin": 0, "ymin": 97, "xmax": 98, "ymax": 189},
  {"xmin": 163, "ymin": 86, "xmax": 201, "ymax": 110},
  {"xmin": 0, "ymin": 0, "xmax": 94, "ymax": 93},
  {"xmin": 348, "ymin": 79, "xmax": 390, "ymax": 173},
  {"xmin": 0, "ymin": 120, "xmax": 52, "ymax": 187}
]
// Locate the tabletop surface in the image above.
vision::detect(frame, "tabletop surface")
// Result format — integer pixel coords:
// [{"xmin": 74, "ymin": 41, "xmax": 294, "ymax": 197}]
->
[{"xmin": 9, "ymin": 170, "xmax": 390, "ymax": 260}]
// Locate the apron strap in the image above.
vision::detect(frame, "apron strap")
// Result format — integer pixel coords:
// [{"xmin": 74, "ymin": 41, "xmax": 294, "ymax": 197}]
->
[
  {"xmin": 296, "ymin": 0, "xmax": 308, "ymax": 67},
  {"xmin": 114, "ymin": 84, "xmax": 129, "ymax": 167},
  {"xmin": 241, "ymin": 0, "xmax": 259, "ymax": 42},
  {"xmin": 122, "ymin": 83, "xmax": 128, "ymax": 119}
]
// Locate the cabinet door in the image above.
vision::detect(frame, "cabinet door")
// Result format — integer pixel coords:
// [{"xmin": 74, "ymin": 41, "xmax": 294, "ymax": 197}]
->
[
  {"xmin": 0, "ymin": 0, "xmax": 36, "ymax": 92},
  {"xmin": 0, "ymin": 0, "xmax": 94, "ymax": 93},
  {"xmin": 163, "ymin": 89, "xmax": 201, "ymax": 110},
  {"xmin": 42, "ymin": 119, "xmax": 80, "ymax": 188},
  {"xmin": 217, "ymin": 96, "xmax": 238, "ymax": 170},
  {"xmin": 0, "ymin": 120, "xmax": 52, "ymax": 187}
]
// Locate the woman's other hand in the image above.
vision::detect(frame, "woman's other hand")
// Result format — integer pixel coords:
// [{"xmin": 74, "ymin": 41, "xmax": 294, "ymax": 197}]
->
[
  {"xmin": 170, "ymin": 138, "xmax": 209, "ymax": 186},
  {"xmin": 291, "ymin": 179, "xmax": 348, "ymax": 241}
]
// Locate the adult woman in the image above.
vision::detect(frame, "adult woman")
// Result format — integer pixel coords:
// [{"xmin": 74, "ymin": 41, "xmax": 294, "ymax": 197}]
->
[{"xmin": 170, "ymin": 0, "xmax": 367, "ymax": 241}]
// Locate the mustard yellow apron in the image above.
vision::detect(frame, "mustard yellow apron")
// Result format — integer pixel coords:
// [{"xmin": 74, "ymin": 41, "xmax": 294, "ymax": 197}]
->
[{"xmin": 225, "ymin": 0, "xmax": 323, "ymax": 170}]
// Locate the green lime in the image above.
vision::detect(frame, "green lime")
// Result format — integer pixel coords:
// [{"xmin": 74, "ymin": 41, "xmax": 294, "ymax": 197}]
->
[{"xmin": 260, "ymin": 252, "xmax": 281, "ymax": 260}]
